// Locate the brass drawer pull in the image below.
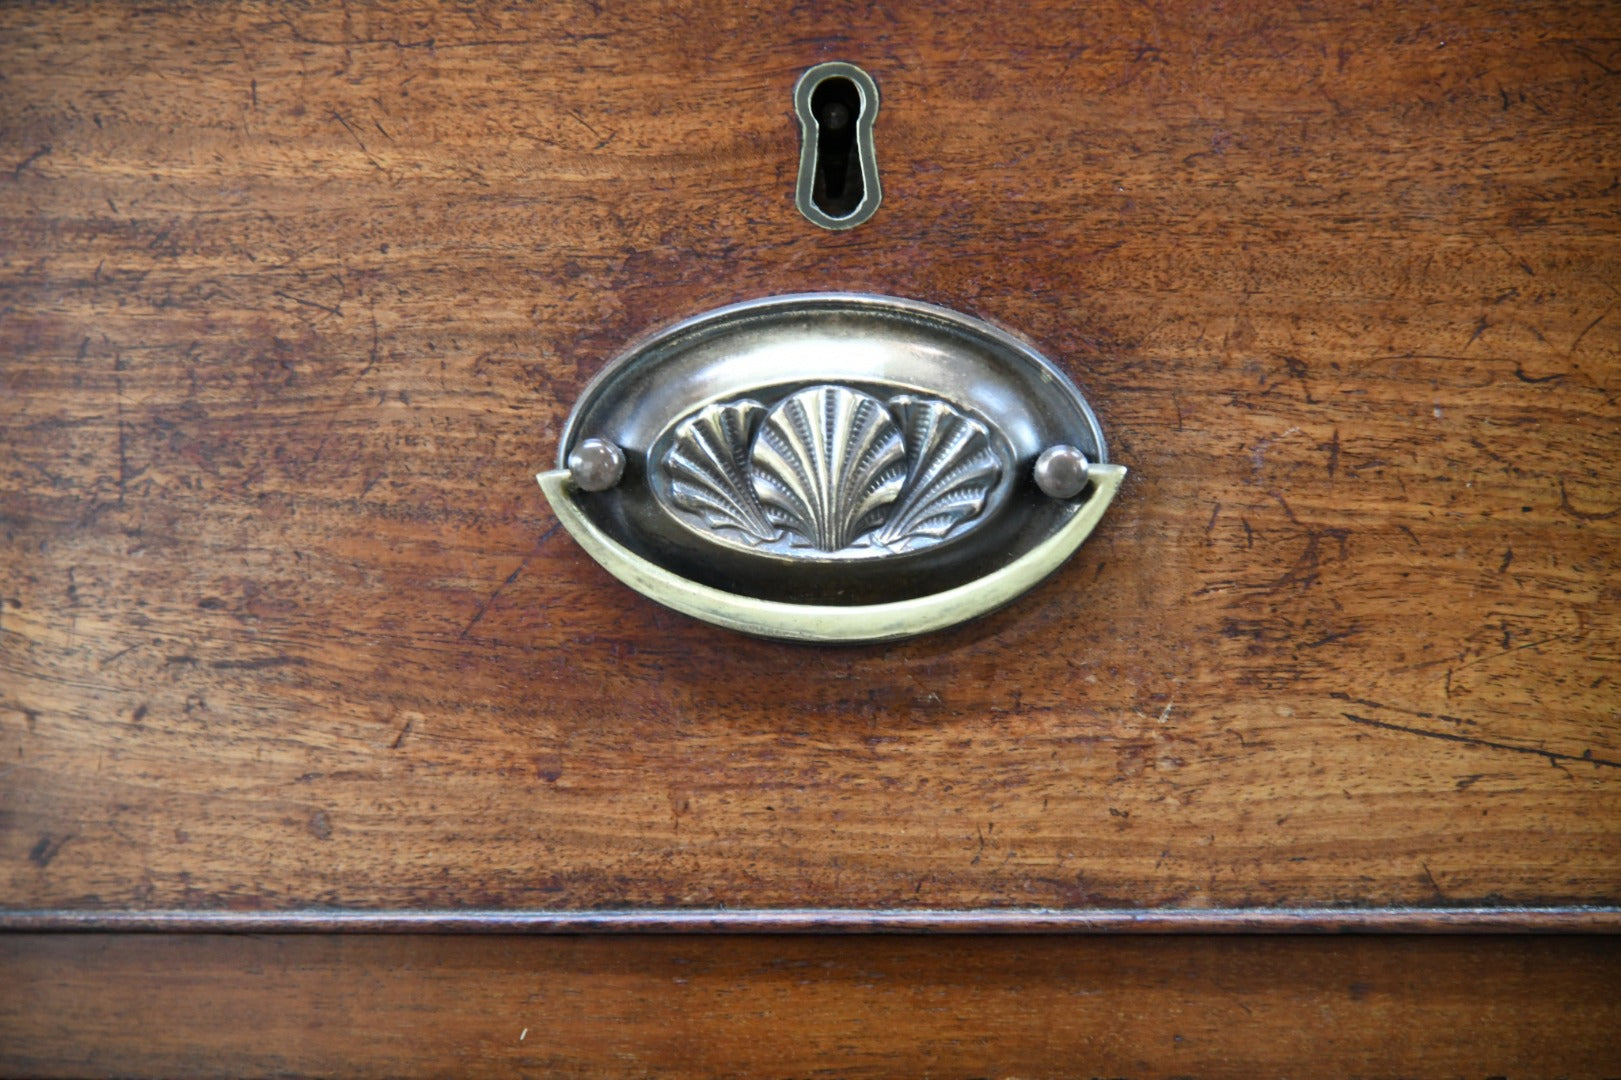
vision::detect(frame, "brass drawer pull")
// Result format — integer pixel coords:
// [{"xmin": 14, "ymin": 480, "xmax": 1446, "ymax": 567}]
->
[{"xmin": 537, "ymin": 294, "xmax": 1124, "ymax": 642}]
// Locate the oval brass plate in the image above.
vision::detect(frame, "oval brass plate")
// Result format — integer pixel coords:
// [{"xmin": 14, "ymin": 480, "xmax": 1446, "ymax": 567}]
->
[{"xmin": 537, "ymin": 293, "xmax": 1124, "ymax": 642}]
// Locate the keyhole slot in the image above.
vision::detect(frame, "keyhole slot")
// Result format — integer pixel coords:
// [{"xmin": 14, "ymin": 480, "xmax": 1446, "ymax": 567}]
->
[
  {"xmin": 794, "ymin": 63, "xmax": 881, "ymax": 229},
  {"xmin": 810, "ymin": 77, "xmax": 864, "ymax": 217}
]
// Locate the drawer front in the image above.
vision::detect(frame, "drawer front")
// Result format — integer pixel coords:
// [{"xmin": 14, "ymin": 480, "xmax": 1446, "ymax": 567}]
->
[{"xmin": 1, "ymin": 0, "xmax": 1617, "ymax": 925}]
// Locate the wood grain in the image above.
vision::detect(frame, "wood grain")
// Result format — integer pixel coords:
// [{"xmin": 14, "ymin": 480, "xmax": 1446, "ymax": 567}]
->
[
  {"xmin": 4, "ymin": 933, "xmax": 1619, "ymax": 1077},
  {"xmin": 2, "ymin": 0, "xmax": 1618, "ymax": 916}
]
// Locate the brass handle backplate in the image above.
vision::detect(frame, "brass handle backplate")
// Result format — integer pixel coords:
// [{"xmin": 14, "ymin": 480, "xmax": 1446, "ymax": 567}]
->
[{"xmin": 537, "ymin": 293, "xmax": 1124, "ymax": 642}]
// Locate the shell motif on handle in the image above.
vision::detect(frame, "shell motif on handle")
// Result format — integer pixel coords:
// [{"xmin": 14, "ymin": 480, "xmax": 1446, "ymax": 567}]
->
[{"xmin": 657, "ymin": 386, "xmax": 1007, "ymax": 558}]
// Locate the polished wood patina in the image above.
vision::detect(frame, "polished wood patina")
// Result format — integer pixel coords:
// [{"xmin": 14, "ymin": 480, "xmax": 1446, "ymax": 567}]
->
[{"xmin": 4, "ymin": 934, "xmax": 1620, "ymax": 1078}]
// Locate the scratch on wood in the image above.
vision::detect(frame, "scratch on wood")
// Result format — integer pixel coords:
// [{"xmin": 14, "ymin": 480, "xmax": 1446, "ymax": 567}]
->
[
  {"xmin": 28, "ymin": 834, "xmax": 74, "ymax": 867},
  {"xmin": 1450, "ymin": 635, "xmax": 1570, "ymax": 674},
  {"xmin": 1514, "ymin": 363, "xmax": 1564, "ymax": 384},
  {"xmin": 1557, "ymin": 477, "xmax": 1621, "ymax": 521},
  {"xmin": 13, "ymin": 144, "xmax": 52, "ymax": 180},
  {"xmin": 460, "ymin": 522, "xmax": 562, "ymax": 639},
  {"xmin": 1301, "ymin": 627, "xmax": 1360, "ymax": 648},
  {"xmin": 1567, "ymin": 299, "xmax": 1616, "ymax": 357},
  {"xmin": 1328, "ymin": 691, "xmax": 1475, "ymax": 728},
  {"xmin": 330, "ymin": 109, "xmax": 389, "ymax": 173},
  {"xmin": 274, "ymin": 290, "xmax": 342, "ymax": 318},
  {"xmin": 1342, "ymin": 713, "xmax": 1621, "ymax": 770},
  {"xmin": 100, "ymin": 642, "xmax": 144, "ymax": 668},
  {"xmin": 310, "ymin": 317, "xmax": 382, "ymax": 468}
]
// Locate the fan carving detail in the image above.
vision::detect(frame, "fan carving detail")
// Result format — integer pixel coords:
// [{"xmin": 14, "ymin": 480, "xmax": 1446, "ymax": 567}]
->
[{"xmin": 659, "ymin": 385, "xmax": 1005, "ymax": 557}]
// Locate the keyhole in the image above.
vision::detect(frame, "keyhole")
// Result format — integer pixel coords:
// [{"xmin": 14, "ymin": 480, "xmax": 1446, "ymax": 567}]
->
[
  {"xmin": 811, "ymin": 77, "xmax": 863, "ymax": 217},
  {"xmin": 794, "ymin": 63, "xmax": 881, "ymax": 229}
]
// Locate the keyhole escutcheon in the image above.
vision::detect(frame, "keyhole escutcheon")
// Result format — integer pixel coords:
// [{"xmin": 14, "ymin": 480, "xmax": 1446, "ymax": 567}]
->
[{"xmin": 794, "ymin": 62, "xmax": 881, "ymax": 230}]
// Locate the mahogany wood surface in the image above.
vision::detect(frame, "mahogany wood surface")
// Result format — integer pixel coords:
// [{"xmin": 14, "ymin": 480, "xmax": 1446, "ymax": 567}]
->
[
  {"xmin": 4, "ymin": 933, "xmax": 1619, "ymax": 1077},
  {"xmin": 2, "ymin": 0, "xmax": 1619, "ymax": 920}
]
